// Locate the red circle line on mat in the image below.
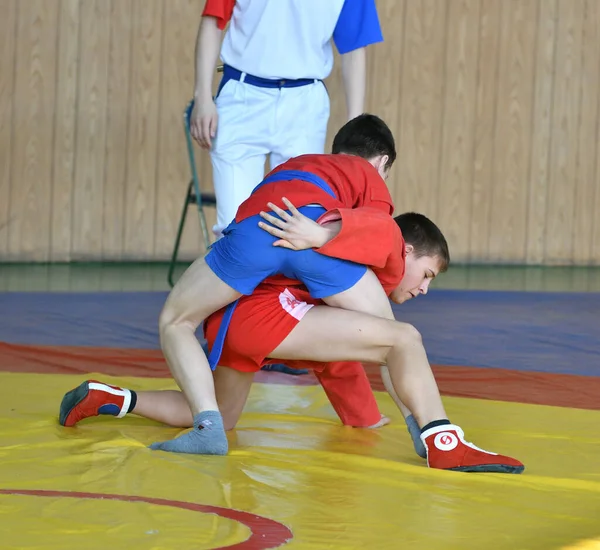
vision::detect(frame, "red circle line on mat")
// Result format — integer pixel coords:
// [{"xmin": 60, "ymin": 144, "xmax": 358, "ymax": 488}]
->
[{"xmin": 0, "ymin": 489, "xmax": 293, "ymax": 550}]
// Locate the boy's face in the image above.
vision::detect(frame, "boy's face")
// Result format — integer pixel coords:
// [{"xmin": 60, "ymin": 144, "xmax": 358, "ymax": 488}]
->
[{"xmin": 389, "ymin": 245, "xmax": 443, "ymax": 304}]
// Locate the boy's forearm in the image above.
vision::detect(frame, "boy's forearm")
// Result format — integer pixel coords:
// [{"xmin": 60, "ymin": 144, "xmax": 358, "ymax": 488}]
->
[
  {"xmin": 340, "ymin": 47, "xmax": 367, "ymax": 120},
  {"xmin": 194, "ymin": 16, "xmax": 223, "ymax": 102}
]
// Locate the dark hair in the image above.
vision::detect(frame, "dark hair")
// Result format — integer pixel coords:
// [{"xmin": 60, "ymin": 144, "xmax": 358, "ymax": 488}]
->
[
  {"xmin": 394, "ymin": 212, "xmax": 450, "ymax": 272},
  {"xmin": 332, "ymin": 114, "xmax": 396, "ymax": 169}
]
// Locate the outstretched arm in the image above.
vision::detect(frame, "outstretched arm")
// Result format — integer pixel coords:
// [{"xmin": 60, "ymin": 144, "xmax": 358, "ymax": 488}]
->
[
  {"xmin": 190, "ymin": 14, "xmax": 223, "ymax": 148},
  {"xmin": 340, "ymin": 47, "xmax": 366, "ymax": 120}
]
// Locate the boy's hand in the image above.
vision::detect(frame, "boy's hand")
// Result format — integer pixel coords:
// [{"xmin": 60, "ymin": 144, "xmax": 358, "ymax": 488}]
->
[
  {"xmin": 258, "ymin": 197, "xmax": 341, "ymax": 250},
  {"xmin": 190, "ymin": 98, "xmax": 218, "ymax": 149}
]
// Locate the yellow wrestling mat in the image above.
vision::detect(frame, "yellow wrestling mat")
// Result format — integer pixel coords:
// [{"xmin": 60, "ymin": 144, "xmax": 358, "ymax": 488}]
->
[{"xmin": 1, "ymin": 372, "xmax": 599, "ymax": 549}]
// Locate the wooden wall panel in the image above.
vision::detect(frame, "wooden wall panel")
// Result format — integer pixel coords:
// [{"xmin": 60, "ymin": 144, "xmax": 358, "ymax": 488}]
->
[
  {"xmin": 50, "ymin": 0, "xmax": 79, "ymax": 261},
  {"xmin": 9, "ymin": 0, "xmax": 59, "ymax": 261},
  {"xmin": 525, "ymin": 0, "xmax": 557, "ymax": 264},
  {"xmin": 572, "ymin": 0, "xmax": 599, "ymax": 264},
  {"xmin": 71, "ymin": 0, "xmax": 110, "ymax": 258},
  {"xmin": 487, "ymin": 0, "xmax": 537, "ymax": 262},
  {"xmin": 154, "ymin": 0, "xmax": 206, "ymax": 260},
  {"xmin": 122, "ymin": 0, "xmax": 163, "ymax": 259},
  {"xmin": 363, "ymin": 0, "xmax": 405, "ymax": 152},
  {"xmin": 436, "ymin": 0, "xmax": 480, "ymax": 259},
  {"xmin": 592, "ymin": 107, "xmax": 600, "ymax": 261},
  {"xmin": 593, "ymin": 127, "xmax": 600, "ymax": 263},
  {"xmin": 1, "ymin": 0, "xmax": 600, "ymax": 266},
  {"xmin": 0, "ymin": 0, "xmax": 17, "ymax": 255},
  {"xmin": 394, "ymin": 0, "xmax": 447, "ymax": 222},
  {"xmin": 101, "ymin": 0, "xmax": 133, "ymax": 260},
  {"xmin": 544, "ymin": 0, "xmax": 585, "ymax": 263},
  {"xmin": 593, "ymin": 0, "xmax": 600, "ymax": 265},
  {"xmin": 469, "ymin": 0, "xmax": 501, "ymax": 262}
]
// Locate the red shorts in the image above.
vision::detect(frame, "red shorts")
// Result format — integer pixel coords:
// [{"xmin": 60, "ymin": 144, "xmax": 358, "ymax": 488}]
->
[{"xmin": 204, "ymin": 284, "xmax": 381, "ymax": 427}]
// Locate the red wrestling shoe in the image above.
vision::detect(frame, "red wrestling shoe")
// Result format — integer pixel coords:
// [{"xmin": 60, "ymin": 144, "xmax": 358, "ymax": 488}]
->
[
  {"xmin": 421, "ymin": 424, "xmax": 524, "ymax": 474},
  {"xmin": 59, "ymin": 380, "xmax": 132, "ymax": 427}
]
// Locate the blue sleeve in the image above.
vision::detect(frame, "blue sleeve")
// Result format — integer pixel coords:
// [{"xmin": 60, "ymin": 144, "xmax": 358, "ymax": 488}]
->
[{"xmin": 332, "ymin": 0, "xmax": 383, "ymax": 55}]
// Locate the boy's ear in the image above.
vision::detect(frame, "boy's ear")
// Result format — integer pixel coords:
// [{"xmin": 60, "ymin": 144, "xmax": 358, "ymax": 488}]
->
[
  {"xmin": 404, "ymin": 243, "xmax": 414, "ymax": 255},
  {"xmin": 371, "ymin": 154, "xmax": 389, "ymax": 172}
]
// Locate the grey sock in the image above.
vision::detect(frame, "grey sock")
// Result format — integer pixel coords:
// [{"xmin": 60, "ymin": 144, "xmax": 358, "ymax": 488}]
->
[
  {"xmin": 405, "ymin": 414, "xmax": 427, "ymax": 458},
  {"xmin": 149, "ymin": 410, "xmax": 228, "ymax": 456}
]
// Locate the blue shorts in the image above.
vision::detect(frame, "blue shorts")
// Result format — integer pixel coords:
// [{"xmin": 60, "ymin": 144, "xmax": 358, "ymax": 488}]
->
[{"xmin": 205, "ymin": 206, "xmax": 367, "ymax": 298}]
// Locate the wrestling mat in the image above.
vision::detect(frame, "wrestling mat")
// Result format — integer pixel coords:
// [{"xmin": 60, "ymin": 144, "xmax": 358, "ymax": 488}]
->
[{"xmin": 0, "ymin": 290, "xmax": 599, "ymax": 549}]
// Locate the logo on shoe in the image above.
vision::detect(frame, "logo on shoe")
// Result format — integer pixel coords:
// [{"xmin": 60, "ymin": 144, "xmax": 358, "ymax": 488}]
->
[{"xmin": 434, "ymin": 431, "xmax": 458, "ymax": 451}]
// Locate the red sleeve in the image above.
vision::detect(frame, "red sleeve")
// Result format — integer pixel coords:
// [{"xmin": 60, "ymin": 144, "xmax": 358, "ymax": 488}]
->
[
  {"xmin": 316, "ymin": 208, "xmax": 406, "ymax": 294},
  {"xmin": 313, "ymin": 361, "xmax": 382, "ymax": 427},
  {"xmin": 202, "ymin": 0, "xmax": 235, "ymax": 30}
]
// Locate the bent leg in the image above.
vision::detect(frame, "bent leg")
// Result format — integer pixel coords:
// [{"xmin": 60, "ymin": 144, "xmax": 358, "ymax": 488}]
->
[
  {"xmin": 58, "ymin": 380, "xmax": 194, "ymax": 429},
  {"xmin": 152, "ymin": 256, "xmax": 241, "ymax": 455},
  {"xmin": 133, "ymin": 368, "xmax": 252, "ymax": 431},
  {"xmin": 268, "ymin": 306, "xmax": 524, "ymax": 473},
  {"xmin": 268, "ymin": 305, "xmax": 445, "ymax": 427},
  {"xmin": 320, "ymin": 269, "xmax": 422, "ymax": 451},
  {"xmin": 60, "ymin": 376, "xmax": 250, "ymax": 432},
  {"xmin": 317, "ymin": 269, "xmax": 421, "ymax": 450},
  {"xmin": 132, "ymin": 390, "xmax": 193, "ymax": 428},
  {"xmin": 158, "ymin": 256, "xmax": 241, "ymax": 415}
]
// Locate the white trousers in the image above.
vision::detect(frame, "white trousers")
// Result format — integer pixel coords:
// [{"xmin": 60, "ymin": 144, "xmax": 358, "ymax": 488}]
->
[{"xmin": 210, "ymin": 77, "xmax": 330, "ymax": 236}]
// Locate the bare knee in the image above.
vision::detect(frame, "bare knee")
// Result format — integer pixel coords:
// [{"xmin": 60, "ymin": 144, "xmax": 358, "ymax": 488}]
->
[
  {"xmin": 158, "ymin": 258, "xmax": 228, "ymax": 336},
  {"xmin": 388, "ymin": 322, "xmax": 423, "ymax": 352},
  {"xmin": 398, "ymin": 322, "xmax": 422, "ymax": 343},
  {"xmin": 364, "ymin": 321, "xmax": 423, "ymax": 365},
  {"xmin": 158, "ymin": 306, "xmax": 178, "ymax": 338},
  {"xmin": 158, "ymin": 300, "xmax": 198, "ymax": 338}
]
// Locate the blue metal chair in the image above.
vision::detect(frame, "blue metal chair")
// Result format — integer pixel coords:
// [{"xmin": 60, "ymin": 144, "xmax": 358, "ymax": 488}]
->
[{"xmin": 167, "ymin": 99, "xmax": 217, "ymax": 287}]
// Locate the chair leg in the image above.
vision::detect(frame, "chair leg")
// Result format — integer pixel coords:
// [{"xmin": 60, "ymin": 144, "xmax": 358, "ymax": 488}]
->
[
  {"xmin": 196, "ymin": 207, "xmax": 212, "ymax": 251},
  {"xmin": 167, "ymin": 179, "xmax": 194, "ymax": 288}
]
